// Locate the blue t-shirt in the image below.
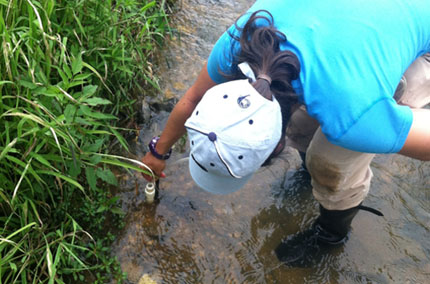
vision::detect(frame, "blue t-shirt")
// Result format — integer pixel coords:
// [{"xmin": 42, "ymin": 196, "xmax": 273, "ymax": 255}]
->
[{"xmin": 207, "ymin": 0, "xmax": 430, "ymax": 153}]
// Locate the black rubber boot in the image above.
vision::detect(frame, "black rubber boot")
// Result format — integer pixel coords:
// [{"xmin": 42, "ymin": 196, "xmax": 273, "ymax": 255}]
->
[
  {"xmin": 315, "ymin": 205, "xmax": 361, "ymax": 244},
  {"xmin": 275, "ymin": 203, "xmax": 383, "ymax": 267}
]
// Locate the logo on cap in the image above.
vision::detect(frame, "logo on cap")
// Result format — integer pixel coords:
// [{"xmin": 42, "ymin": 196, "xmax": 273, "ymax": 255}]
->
[{"xmin": 237, "ymin": 95, "xmax": 251, "ymax": 109}]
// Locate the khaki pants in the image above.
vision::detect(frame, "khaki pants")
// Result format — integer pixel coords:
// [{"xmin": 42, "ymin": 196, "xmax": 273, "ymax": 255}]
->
[{"xmin": 286, "ymin": 53, "xmax": 430, "ymax": 210}]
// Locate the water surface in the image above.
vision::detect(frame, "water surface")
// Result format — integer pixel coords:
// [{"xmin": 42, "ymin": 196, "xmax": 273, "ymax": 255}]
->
[{"xmin": 113, "ymin": 1, "xmax": 430, "ymax": 283}]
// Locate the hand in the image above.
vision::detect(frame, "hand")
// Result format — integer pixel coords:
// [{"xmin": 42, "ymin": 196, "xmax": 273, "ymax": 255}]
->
[{"xmin": 140, "ymin": 152, "xmax": 167, "ymax": 182}]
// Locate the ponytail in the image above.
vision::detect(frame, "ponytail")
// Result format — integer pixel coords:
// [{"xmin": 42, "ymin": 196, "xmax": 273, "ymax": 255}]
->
[
  {"xmin": 223, "ymin": 10, "xmax": 301, "ymax": 163},
  {"xmin": 230, "ymin": 10, "xmax": 300, "ymax": 93}
]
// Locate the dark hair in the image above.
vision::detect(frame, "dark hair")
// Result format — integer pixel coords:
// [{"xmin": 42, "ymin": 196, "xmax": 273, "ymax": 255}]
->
[{"xmin": 224, "ymin": 10, "xmax": 301, "ymax": 164}]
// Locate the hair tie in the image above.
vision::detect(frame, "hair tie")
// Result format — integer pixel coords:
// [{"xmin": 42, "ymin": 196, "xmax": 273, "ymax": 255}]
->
[{"xmin": 257, "ymin": 74, "xmax": 272, "ymax": 85}]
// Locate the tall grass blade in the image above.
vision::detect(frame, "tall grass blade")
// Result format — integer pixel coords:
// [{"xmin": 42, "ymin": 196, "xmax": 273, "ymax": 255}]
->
[{"xmin": 0, "ymin": 0, "xmax": 176, "ymax": 282}]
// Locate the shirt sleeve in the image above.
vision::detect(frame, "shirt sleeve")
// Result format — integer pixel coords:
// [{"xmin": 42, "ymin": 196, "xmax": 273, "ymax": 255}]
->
[{"xmin": 327, "ymin": 98, "xmax": 413, "ymax": 153}]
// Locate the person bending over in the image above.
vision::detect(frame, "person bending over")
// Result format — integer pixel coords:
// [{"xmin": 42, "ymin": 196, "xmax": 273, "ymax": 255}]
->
[{"xmin": 141, "ymin": 0, "xmax": 430, "ymax": 265}]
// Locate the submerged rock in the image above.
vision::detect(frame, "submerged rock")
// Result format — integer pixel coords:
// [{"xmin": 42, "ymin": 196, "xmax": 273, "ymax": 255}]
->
[{"xmin": 138, "ymin": 274, "xmax": 157, "ymax": 284}]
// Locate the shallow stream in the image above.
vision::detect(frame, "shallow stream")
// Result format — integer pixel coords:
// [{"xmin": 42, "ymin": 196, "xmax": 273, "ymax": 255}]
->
[{"xmin": 112, "ymin": 1, "xmax": 430, "ymax": 283}]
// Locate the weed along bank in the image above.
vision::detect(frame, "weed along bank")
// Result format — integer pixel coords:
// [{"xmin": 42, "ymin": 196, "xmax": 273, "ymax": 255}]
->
[{"xmin": 0, "ymin": 1, "xmax": 176, "ymax": 282}]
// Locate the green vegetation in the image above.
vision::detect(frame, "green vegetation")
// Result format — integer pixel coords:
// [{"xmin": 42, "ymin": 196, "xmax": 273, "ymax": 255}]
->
[{"xmin": 0, "ymin": 0, "xmax": 174, "ymax": 282}]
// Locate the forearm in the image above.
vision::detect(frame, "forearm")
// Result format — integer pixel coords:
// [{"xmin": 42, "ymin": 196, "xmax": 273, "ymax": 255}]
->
[
  {"xmin": 154, "ymin": 95, "xmax": 198, "ymax": 154},
  {"xmin": 154, "ymin": 63, "xmax": 217, "ymax": 155},
  {"xmin": 399, "ymin": 108, "xmax": 430, "ymax": 161}
]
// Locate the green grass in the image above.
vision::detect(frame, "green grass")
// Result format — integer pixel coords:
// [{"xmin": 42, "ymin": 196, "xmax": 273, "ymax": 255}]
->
[{"xmin": 0, "ymin": 0, "xmax": 174, "ymax": 282}]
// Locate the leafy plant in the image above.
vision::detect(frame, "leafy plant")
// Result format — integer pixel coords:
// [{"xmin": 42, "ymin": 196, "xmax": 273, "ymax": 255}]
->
[{"xmin": 0, "ymin": 0, "xmax": 174, "ymax": 282}]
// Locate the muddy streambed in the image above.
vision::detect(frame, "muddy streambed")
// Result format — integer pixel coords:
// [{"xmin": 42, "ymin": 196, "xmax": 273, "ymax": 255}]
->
[{"xmin": 112, "ymin": 0, "xmax": 430, "ymax": 283}]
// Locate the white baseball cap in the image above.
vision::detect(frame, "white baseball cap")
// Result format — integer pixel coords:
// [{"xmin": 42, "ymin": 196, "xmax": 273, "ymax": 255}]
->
[{"xmin": 184, "ymin": 79, "xmax": 282, "ymax": 194}]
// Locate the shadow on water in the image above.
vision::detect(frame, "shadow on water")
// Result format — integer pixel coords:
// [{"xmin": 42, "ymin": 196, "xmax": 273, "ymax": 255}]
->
[{"xmin": 112, "ymin": 0, "xmax": 430, "ymax": 283}]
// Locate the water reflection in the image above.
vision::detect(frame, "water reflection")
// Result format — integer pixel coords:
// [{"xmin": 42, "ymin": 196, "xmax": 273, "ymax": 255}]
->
[{"xmin": 113, "ymin": 0, "xmax": 430, "ymax": 283}]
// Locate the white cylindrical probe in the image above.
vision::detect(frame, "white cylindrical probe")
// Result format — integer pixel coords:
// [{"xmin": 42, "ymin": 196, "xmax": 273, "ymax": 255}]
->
[{"xmin": 145, "ymin": 182, "xmax": 156, "ymax": 204}]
